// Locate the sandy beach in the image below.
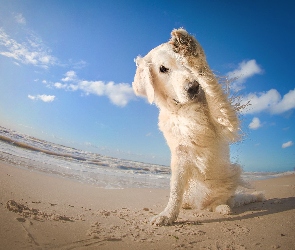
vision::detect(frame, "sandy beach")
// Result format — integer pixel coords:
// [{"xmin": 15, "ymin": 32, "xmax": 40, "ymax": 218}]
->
[{"xmin": 1, "ymin": 161, "xmax": 294, "ymax": 250}]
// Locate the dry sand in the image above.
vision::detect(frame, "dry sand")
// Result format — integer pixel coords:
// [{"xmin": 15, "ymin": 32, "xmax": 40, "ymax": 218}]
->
[{"xmin": 0, "ymin": 160, "xmax": 294, "ymax": 250}]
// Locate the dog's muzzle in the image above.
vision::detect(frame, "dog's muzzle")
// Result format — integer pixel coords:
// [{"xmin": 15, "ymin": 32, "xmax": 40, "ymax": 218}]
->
[{"xmin": 185, "ymin": 80, "xmax": 200, "ymax": 100}]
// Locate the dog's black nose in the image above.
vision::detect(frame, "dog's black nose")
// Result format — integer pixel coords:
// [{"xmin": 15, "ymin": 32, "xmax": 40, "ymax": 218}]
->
[{"xmin": 186, "ymin": 81, "xmax": 199, "ymax": 100}]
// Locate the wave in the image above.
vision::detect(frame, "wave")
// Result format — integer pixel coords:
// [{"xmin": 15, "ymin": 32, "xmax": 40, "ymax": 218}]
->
[{"xmin": 0, "ymin": 126, "xmax": 293, "ymax": 189}]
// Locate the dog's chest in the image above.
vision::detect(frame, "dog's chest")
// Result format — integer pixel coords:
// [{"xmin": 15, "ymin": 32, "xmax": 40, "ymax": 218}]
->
[
  {"xmin": 158, "ymin": 103, "xmax": 217, "ymax": 150},
  {"xmin": 163, "ymin": 114, "xmax": 190, "ymax": 137},
  {"xmin": 158, "ymin": 108, "xmax": 208, "ymax": 145}
]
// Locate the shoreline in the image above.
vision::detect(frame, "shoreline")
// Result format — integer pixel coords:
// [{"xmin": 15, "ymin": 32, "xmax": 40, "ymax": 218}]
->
[{"xmin": 1, "ymin": 160, "xmax": 294, "ymax": 249}]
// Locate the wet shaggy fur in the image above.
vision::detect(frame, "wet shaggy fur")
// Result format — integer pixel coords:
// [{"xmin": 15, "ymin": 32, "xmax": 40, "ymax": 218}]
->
[{"xmin": 132, "ymin": 28, "xmax": 264, "ymax": 226}]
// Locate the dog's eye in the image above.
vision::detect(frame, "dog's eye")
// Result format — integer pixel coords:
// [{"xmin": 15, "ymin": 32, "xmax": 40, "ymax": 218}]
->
[{"xmin": 159, "ymin": 65, "xmax": 169, "ymax": 73}]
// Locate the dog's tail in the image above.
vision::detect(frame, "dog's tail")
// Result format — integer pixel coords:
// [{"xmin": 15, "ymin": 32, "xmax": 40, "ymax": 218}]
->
[{"xmin": 229, "ymin": 191, "xmax": 265, "ymax": 208}]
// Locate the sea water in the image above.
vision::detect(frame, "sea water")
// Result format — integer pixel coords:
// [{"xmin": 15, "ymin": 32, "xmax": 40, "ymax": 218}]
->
[{"xmin": 0, "ymin": 126, "xmax": 293, "ymax": 189}]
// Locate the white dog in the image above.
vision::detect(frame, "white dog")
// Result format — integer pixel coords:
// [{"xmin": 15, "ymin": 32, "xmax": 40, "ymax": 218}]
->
[{"xmin": 133, "ymin": 28, "xmax": 263, "ymax": 226}]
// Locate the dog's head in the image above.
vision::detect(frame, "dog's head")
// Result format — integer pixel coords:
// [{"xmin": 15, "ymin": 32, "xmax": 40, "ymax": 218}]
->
[
  {"xmin": 133, "ymin": 28, "xmax": 208, "ymax": 107},
  {"xmin": 133, "ymin": 28, "xmax": 240, "ymax": 140}
]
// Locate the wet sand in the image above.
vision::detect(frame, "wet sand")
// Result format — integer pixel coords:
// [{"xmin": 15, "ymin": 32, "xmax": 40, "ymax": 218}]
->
[{"xmin": 1, "ymin": 160, "xmax": 294, "ymax": 249}]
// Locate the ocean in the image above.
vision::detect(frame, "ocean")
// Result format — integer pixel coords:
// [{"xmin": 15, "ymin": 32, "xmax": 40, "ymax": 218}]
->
[{"xmin": 0, "ymin": 126, "xmax": 293, "ymax": 189}]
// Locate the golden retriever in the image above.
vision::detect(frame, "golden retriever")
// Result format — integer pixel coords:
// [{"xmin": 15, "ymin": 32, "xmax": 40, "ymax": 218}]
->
[{"xmin": 132, "ymin": 28, "xmax": 263, "ymax": 226}]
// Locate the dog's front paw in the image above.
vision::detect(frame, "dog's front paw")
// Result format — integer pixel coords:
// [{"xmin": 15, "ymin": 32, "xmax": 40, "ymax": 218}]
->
[{"xmin": 150, "ymin": 212, "xmax": 176, "ymax": 226}]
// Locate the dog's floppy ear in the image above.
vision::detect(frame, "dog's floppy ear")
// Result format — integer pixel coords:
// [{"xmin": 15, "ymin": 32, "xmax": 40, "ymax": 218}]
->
[{"xmin": 132, "ymin": 56, "xmax": 154, "ymax": 104}]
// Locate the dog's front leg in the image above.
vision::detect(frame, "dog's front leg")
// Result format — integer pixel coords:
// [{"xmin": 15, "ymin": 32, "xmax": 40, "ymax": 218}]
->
[{"xmin": 151, "ymin": 153, "xmax": 188, "ymax": 226}]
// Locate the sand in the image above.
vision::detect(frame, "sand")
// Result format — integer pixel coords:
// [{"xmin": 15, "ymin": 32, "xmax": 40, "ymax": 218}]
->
[{"xmin": 0, "ymin": 161, "xmax": 294, "ymax": 250}]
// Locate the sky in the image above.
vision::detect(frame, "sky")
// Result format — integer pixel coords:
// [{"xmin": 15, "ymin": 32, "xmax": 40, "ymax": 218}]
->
[{"xmin": 0, "ymin": 0, "xmax": 294, "ymax": 172}]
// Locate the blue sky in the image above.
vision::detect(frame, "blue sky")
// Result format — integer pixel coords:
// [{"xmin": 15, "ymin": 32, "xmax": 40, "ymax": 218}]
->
[{"xmin": 0, "ymin": 0, "xmax": 294, "ymax": 172}]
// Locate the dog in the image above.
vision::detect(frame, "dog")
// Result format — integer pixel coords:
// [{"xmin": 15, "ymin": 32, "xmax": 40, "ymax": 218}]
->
[{"xmin": 132, "ymin": 28, "xmax": 264, "ymax": 226}]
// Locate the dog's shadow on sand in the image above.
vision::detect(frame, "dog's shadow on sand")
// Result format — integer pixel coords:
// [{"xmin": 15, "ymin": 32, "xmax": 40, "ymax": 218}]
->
[{"xmin": 176, "ymin": 197, "xmax": 295, "ymax": 225}]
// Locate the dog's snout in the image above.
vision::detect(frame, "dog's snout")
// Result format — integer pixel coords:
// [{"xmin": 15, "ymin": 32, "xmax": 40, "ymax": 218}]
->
[{"xmin": 185, "ymin": 81, "xmax": 199, "ymax": 99}]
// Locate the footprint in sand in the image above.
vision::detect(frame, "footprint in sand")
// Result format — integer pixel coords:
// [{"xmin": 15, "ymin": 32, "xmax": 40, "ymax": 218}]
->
[{"xmin": 6, "ymin": 200, "xmax": 74, "ymax": 222}]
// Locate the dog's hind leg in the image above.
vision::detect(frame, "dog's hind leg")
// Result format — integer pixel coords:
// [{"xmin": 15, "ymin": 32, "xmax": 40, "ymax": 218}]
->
[
  {"xmin": 228, "ymin": 191, "xmax": 265, "ymax": 207},
  {"xmin": 181, "ymin": 177, "xmax": 202, "ymax": 210}
]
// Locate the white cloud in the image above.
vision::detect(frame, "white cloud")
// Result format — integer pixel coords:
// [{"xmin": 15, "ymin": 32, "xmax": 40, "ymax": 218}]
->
[
  {"xmin": 39, "ymin": 95, "xmax": 55, "ymax": 102},
  {"xmin": 282, "ymin": 141, "xmax": 293, "ymax": 149},
  {"xmin": 239, "ymin": 88, "xmax": 295, "ymax": 115},
  {"xmin": 240, "ymin": 89, "xmax": 280, "ymax": 114},
  {"xmin": 28, "ymin": 94, "xmax": 55, "ymax": 102},
  {"xmin": 105, "ymin": 82, "xmax": 135, "ymax": 107},
  {"xmin": 270, "ymin": 88, "xmax": 295, "ymax": 114},
  {"xmin": 54, "ymin": 82, "xmax": 68, "ymax": 89},
  {"xmin": 78, "ymin": 80, "xmax": 105, "ymax": 95},
  {"xmin": 249, "ymin": 117, "xmax": 262, "ymax": 130},
  {"xmin": 62, "ymin": 71, "xmax": 77, "ymax": 82},
  {"xmin": 227, "ymin": 59, "xmax": 263, "ymax": 91},
  {"xmin": 14, "ymin": 13, "xmax": 26, "ymax": 25},
  {"xmin": 28, "ymin": 95, "xmax": 36, "ymax": 100},
  {"xmin": 53, "ymin": 71, "xmax": 135, "ymax": 107},
  {"xmin": 77, "ymin": 80, "xmax": 135, "ymax": 107},
  {"xmin": 0, "ymin": 28, "xmax": 56, "ymax": 68}
]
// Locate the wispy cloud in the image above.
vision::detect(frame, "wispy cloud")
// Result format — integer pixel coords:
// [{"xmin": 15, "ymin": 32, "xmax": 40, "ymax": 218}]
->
[
  {"xmin": 0, "ymin": 28, "xmax": 57, "ymax": 68},
  {"xmin": 227, "ymin": 59, "xmax": 263, "ymax": 92},
  {"xmin": 1, "ymin": 13, "xmax": 133, "ymax": 107},
  {"xmin": 239, "ymin": 88, "xmax": 295, "ymax": 115},
  {"xmin": 14, "ymin": 13, "xmax": 26, "ymax": 25},
  {"xmin": 28, "ymin": 94, "xmax": 55, "ymax": 102},
  {"xmin": 71, "ymin": 60, "xmax": 87, "ymax": 69},
  {"xmin": 249, "ymin": 117, "xmax": 262, "ymax": 130},
  {"xmin": 1, "ymin": 12, "xmax": 86, "ymax": 69},
  {"xmin": 282, "ymin": 141, "xmax": 293, "ymax": 149},
  {"xmin": 53, "ymin": 70, "xmax": 135, "ymax": 107}
]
